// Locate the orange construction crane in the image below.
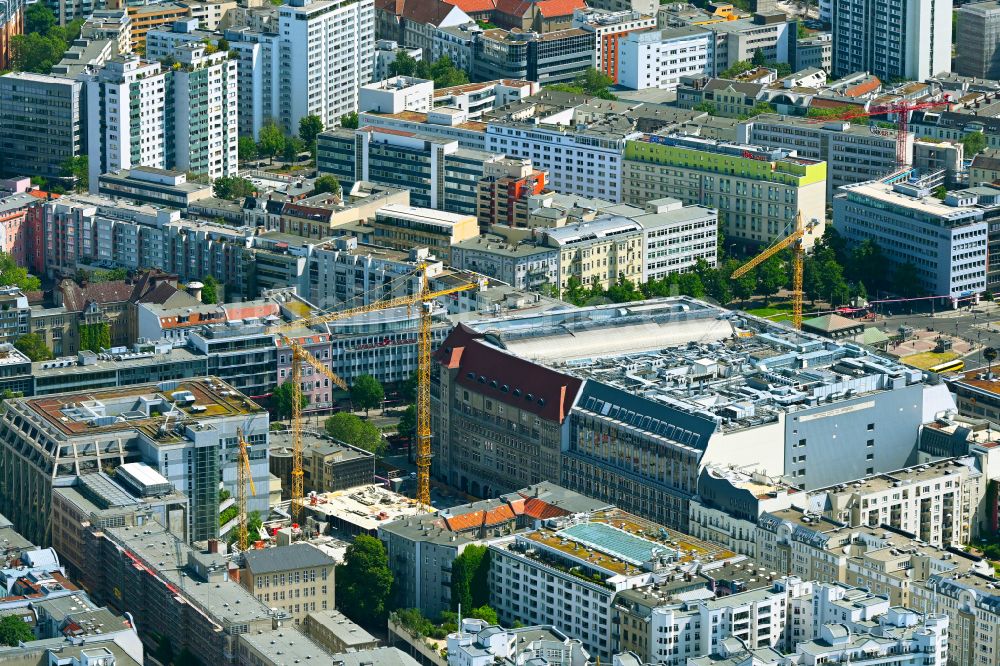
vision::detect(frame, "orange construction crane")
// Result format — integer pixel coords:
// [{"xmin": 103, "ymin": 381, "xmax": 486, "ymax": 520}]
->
[
  {"xmin": 731, "ymin": 213, "xmax": 816, "ymax": 330},
  {"xmin": 809, "ymin": 97, "xmax": 952, "ymax": 167},
  {"xmin": 268, "ymin": 269, "xmax": 479, "ymax": 511},
  {"xmin": 236, "ymin": 427, "xmax": 257, "ymax": 551}
]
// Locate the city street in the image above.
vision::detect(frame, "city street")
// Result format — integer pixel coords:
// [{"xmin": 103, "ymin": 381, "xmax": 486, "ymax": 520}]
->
[{"xmin": 867, "ymin": 301, "xmax": 1000, "ymax": 369}]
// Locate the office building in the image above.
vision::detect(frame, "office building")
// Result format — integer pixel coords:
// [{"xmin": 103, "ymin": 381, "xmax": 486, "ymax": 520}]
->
[
  {"xmin": 623, "ymin": 134, "xmax": 827, "ymax": 248},
  {"xmin": 97, "ymin": 167, "xmax": 213, "ymax": 209},
  {"xmin": 485, "ymin": 115, "xmax": 641, "ymax": 204},
  {"xmin": 370, "ymin": 204, "xmax": 478, "ymax": 263},
  {"xmin": 0, "ymin": 74, "xmax": 83, "ymax": 181},
  {"xmin": 317, "ymin": 127, "xmax": 501, "ymax": 215},
  {"xmin": 433, "ymin": 80, "xmax": 540, "ymax": 120},
  {"xmin": 790, "ymin": 31, "xmax": 832, "ymax": 72},
  {"xmin": 833, "ymin": 178, "xmax": 990, "ymax": 299},
  {"xmin": 739, "ymin": 115, "xmax": 906, "ymax": 198},
  {"xmin": 473, "ymin": 28, "xmax": 596, "ymax": 85},
  {"xmin": 241, "ymin": 544, "xmax": 337, "ymax": 623},
  {"xmin": 32, "ymin": 346, "xmax": 209, "ymax": 396},
  {"xmin": 359, "ymin": 77, "xmax": 434, "ymax": 115},
  {"xmin": 571, "ymin": 8, "xmax": 656, "ymax": 82},
  {"xmin": 0, "ymin": 378, "xmax": 269, "ymax": 545},
  {"xmin": 269, "ymin": 430, "xmax": 374, "ymax": 497},
  {"xmin": 373, "ymin": 0, "xmax": 470, "ymax": 57},
  {"xmin": 705, "ymin": 13, "xmax": 791, "ymax": 75},
  {"xmin": 831, "ymin": 0, "xmax": 951, "ymax": 81},
  {"xmin": 51, "ymin": 465, "xmax": 188, "ymax": 578},
  {"xmin": 955, "ymin": 2, "xmax": 1000, "ymax": 80},
  {"xmin": 435, "ymin": 299, "xmax": 957, "ymax": 531},
  {"xmin": 617, "ymin": 26, "xmax": 712, "ymax": 91}
]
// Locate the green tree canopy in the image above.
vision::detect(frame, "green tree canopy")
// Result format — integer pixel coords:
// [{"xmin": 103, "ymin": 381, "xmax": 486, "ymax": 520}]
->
[
  {"xmin": 324, "ymin": 412, "xmax": 386, "ymax": 455},
  {"xmin": 752, "ymin": 48, "xmax": 766, "ymax": 66},
  {"xmin": 299, "ymin": 114, "xmax": 324, "ymax": 147},
  {"xmin": 25, "ymin": 3, "xmax": 56, "ymax": 34},
  {"xmin": 201, "ymin": 275, "xmax": 220, "ymax": 304},
  {"xmin": 400, "ymin": 371, "xmax": 418, "ymax": 403},
  {"xmin": 755, "ymin": 256, "xmax": 786, "ymax": 303},
  {"xmin": 351, "ymin": 374, "xmax": 385, "ymax": 415},
  {"xmin": 212, "ymin": 176, "xmax": 255, "ymax": 200},
  {"xmin": 14, "ymin": 333, "xmax": 52, "ymax": 362},
  {"xmin": 313, "ymin": 175, "xmax": 340, "ymax": 196},
  {"xmin": 0, "ymin": 252, "xmax": 41, "ymax": 291},
  {"xmin": 341, "ymin": 112, "xmax": 359, "ymax": 129},
  {"xmin": 257, "ymin": 121, "xmax": 285, "ymax": 162},
  {"xmin": 61, "ymin": 155, "xmax": 88, "ymax": 192},
  {"xmin": 450, "ymin": 544, "xmax": 491, "ymax": 612},
  {"xmin": 719, "ymin": 60, "xmax": 754, "ymax": 79},
  {"xmin": 336, "ymin": 534, "xmax": 394, "ymax": 628},
  {"xmin": 282, "ymin": 135, "xmax": 306, "ymax": 162},
  {"xmin": 271, "ymin": 382, "xmax": 307, "ymax": 420},
  {"xmin": 414, "ymin": 55, "xmax": 470, "ymax": 88},
  {"xmin": 238, "ymin": 136, "xmax": 258, "ymax": 162},
  {"xmin": 397, "ymin": 404, "xmax": 416, "ymax": 441},
  {"xmin": 388, "ymin": 50, "xmax": 418, "ymax": 77},
  {"xmin": 963, "ymin": 130, "xmax": 988, "ymax": 156},
  {"xmin": 0, "ymin": 615, "xmax": 33, "ymax": 647}
]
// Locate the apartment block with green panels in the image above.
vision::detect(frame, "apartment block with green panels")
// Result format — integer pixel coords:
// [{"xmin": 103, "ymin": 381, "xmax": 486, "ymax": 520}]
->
[{"xmin": 622, "ymin": 134, "xmax": 828, "ymax": 248}]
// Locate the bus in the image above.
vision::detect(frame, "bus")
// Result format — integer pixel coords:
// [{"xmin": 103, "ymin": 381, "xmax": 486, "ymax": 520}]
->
[{"xmin": 928, "ymin": 359, "xmax": 965, "ymax": 374}]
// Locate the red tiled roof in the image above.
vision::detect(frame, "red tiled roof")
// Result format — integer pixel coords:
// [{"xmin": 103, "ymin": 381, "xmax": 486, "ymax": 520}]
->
[
  {"xmin": 535, "ymin": 0, "xmax": 584, "ymax": 17},
  {"xmin": 443, "ymin": 0, "xmax": 496, "ymax": 12},
  {"xmin": 484, "ymin": 505, "xmax": 516, "ymax": 524},
  {"xmin": 521, "ymin": 496, "xmax": 570, "ymax": 519},
  {"xmin": 445, "ymin": 512, "xmax": 484, "ymax": 531},
  {"xmin": 436, "ymin": 324, "xmax": 583, "ymax": 424},
  {"xmin": 399, "ymin": 0, "xmax": 466, "ymax": 25},
  {"xmin": 225, "ymin": 303, "xmax": 279, "ymax": 321}
]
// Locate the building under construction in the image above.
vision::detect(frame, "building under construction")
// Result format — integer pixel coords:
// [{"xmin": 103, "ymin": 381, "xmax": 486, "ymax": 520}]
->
[{"xmin": 0, "ymin": 377, "xmax": 270, "ymax": 545}]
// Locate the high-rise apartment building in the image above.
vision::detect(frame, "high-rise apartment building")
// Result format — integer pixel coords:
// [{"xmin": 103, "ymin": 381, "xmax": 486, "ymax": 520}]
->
[
  {"xmin": 954, "ymin": 1, "xmax": 1000, "ymax": 80},
  {"xmin": 0, "ymin": 73, "xmax": 83, "ymax": 181},
  {"xmin": 274, "ymin": 0, "xmax": 374, "ymax": 135},
  {"xmin": 171, "ymin": 42, "xmax": 239, "ymax": 180},
  {"xmin": 79, "ymin": 48, "xmax": 238, "ymax": 190},
  {"xmin": 831, "ymin": 0, "xmax": 951, "ymax": 80},
  {"xmin": 80, "ymin": 56, "xmax": 170, "ymax": 190}
]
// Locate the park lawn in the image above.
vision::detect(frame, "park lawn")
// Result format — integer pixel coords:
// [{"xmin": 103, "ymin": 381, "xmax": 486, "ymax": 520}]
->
[
  {"xmin": 746, "ymin": 301, "xmax": 796, "ymax": 323},
  {"xmin": 900, "ymin": 350, "xmax": 959, "ymax": 370}
]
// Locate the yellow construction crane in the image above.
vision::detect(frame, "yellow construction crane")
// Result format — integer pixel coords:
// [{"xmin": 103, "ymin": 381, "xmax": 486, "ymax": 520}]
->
[
  {"xmin": 730, "ymin": 214, "xmax": 815, "ymax": 330},
  {"xmin": 236, "ymin": 427, "xmax": 257, "ymax": 551},
  {"xmin": 268, "ymin": 271, "xmax": 479, "ymax": 513}
]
